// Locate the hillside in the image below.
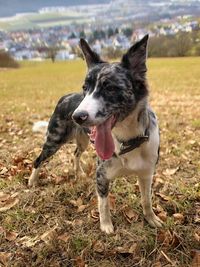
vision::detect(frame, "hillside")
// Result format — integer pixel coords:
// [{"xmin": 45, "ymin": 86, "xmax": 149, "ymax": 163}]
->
[{"xmin": 0, "ymin": 0, "xmax": 110, "ymax": 17}]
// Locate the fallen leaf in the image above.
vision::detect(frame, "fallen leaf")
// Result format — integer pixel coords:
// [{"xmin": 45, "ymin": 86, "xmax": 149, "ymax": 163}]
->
[
  {"xmin": 40, "ymin": 227, "xmax": 57, "ymax": 244},
  {"xmin": 123, "ymin": 206, "xmax": 139, "ymax": 223},
  {"xmin": 194, "ymin": 203, "xmax": 200, "ymax": 224},
  {"xmin": 69, "ymin": 197, "xmax": 83, "ymax": 207},
  {"xmin": 160, "ymin": 250, "xmax": 177, "ymax": 266},
  {"xmin": 163, "ymin": 167, "xmax": 179, "ymax": 176},
  {"xmin": 191, "ymin": 250, "xmax": 200, "ymax": 267},
  {"xmin": 54, "ymin": 175, "xmax": 67, "ymax": 184},
  {"xmin": 157, "ymin": 211, "xmax": 168, "ymax": 222},
  {"xmin": 72, "ymin": 219, "xmax": 83, "ymax": 227},
  {"xmin": 194, "ymin": 233, "xmax": 200, "ymax": 243},
  {"xmin": 0, "ymin": 192, "xmax": 10, "ymax": 202},
  {"xmin": 90, "ymin": 209, "xmax": 99, "ymax": 222},
  {"xmin": 77, "ymin": 204, "xmax": 88, "ymax": 213},
  {"xmin": 151, "ymin": 262, "xmax": 162, "ymax": 267},
  {"xmin": 157, "ymin": 230, "xmax": 180, "ymax": 248},
  {"xmin": 19, "ymin": 236, "xmax": 40, "ymax": 247},
  {"xmin": 93, "ymin": 240, "xmax": 105, "ymax": 253},
  {"xmin": 0, "ymin": 167, "xmax": 8, "ymax": 175},
  {"xmin": 75, "ymin": 256, "xmax": 85, "ymax": 267},
  {"xmin": 0, "ymin": 196, "xmax": 19, "ymax": 212},
  {"xmin": 155, "ymin": 204, "xmax": 165, "ymax": 213},
  {"xmin": 188, "ymin": 140, "xmax": 196, "ymax": 145},
  {"xmin": 109, "ymin": 193, "xmax": 116, "ymax": 211},
  {"xmin": 11, "ymin": 192, "xmax": 19, "ymax": 198},
  {"xmin": 116, "ymin": 242, "xmax": 139, "ymax": 255},
  {"xmin": 57, "ymin": 233, "xmax": 70, "ymax": 242},
  {"xmin": 13, "ymin": 155, "xmax": 24, "ymax": 164},
  {"xmin": 23, "ymin": 159, "xmax": 32, "ymax": 165},
  {"xmin": 173, "ymin": 213, "xmax": 184, "ymax": 224},
  {"xmin": 0, "ymin": 226, "xmax": 4, "ymax": 234},
  {"xmin": 194, "ymin": 230, "xmax": 200, "ymax": 243},
  {"xmin": 5, "ymin": 231, "xmax": 18, "ymax": 241},
  {"xmin": 0, "ymin": 252, "xmax": 12, "ymax": 266},
  {"xmin": 155, "ymin": 193, "xmax": 171, "ymax": 202}
]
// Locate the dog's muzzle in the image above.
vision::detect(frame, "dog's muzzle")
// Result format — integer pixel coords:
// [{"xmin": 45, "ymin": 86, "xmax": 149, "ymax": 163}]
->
[{"xmin": 72, "ymin": 111, "xmax": 89, "ymax": 125}]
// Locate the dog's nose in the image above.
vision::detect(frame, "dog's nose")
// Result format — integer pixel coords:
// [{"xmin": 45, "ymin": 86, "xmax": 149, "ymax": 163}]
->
[{"xmin": 72, "ymin": 111, "xmax": 89, "ymax": 125}]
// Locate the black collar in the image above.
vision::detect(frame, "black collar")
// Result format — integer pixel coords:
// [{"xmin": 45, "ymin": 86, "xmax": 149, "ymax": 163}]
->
[{"xmin": 118, "ymin": 128, "xmax": 149, "ymax": 156}]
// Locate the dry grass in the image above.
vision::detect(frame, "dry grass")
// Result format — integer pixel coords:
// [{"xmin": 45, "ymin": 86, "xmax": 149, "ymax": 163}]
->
[{"xmin": 0, "ymin": 58, "xmax": 200, "ymax": 267}]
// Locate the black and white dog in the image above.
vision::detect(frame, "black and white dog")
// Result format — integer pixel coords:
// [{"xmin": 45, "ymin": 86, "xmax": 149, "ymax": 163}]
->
[{"xmin": 29, "ymin": 35, "xmax": 163, "ymax": 233}]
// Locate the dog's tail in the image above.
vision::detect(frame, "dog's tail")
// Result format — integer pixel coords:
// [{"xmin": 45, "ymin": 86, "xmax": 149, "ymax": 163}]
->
[{"xmin": 32, "ymin": 121, "xmax": 48, "ymax": 134}]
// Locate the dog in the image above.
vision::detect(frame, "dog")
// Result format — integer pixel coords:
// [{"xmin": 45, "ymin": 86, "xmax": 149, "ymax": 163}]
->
[{"xmin": 29, "ymin": 35, "xmax": 163, "ymax": 233}]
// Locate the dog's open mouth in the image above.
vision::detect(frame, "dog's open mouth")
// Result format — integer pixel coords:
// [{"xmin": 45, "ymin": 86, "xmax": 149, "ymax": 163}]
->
[{"xmin": 89, "ymin": 115, "xmax": 117, "ymax": 160}]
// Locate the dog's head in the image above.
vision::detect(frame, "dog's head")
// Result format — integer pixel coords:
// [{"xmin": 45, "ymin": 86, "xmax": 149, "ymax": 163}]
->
[{"xmin": 72, "ymin": 35, "xmax": 149, "ymax": 160}]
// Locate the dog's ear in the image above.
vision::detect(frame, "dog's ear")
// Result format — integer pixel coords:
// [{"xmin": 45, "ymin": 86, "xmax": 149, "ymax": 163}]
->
[
  {"xmin": 121, "ymin": 34, "xmax": 149, "ymax": 80},
  {"xmin": 79, "ymin": 38, "xmax": 104, "ymax": 68}
]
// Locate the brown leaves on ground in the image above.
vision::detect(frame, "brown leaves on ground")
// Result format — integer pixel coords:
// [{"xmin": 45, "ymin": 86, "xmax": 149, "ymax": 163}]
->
[
  {"xmin": 75, "ymin": 256, "xmax": 85, "ymax": 267},
  {"xmin": 0, "ymin": 59, "xmax": 200, "ymax": 267},
  {"xmin": 157, "ymin": 229, "xmax": 181, "ymax": 248},
  {"xmin": 93, "ymin": 240, "xmax": 105, "ymax": 253},
  {"xmin": 18, "ymin": 235, "xmax": 40, "ymax": 248},
  {"xmin": 0, "ymin": 252, "xmax": 12, "ymax": 266},
  {"xmin": 0, "ymin": 226, "xmax": 18, "ymax": 241},
  {"xmin": 122, "ymin": 206, "xmax": 139, "ymax": 223},
  {"xmin": 0, "ymin": 191, "xmax": 19, "ymax": 212},
  {"xmin": 0, "ymin": 153, "xmax": 32, "ymax": 180},
  {"xmin": 90, "ymin": 209, "xmax": 99, "ymax": 222},
  {"xmin": 194, "ymin": 203, "xmax": 200, "ymax": 224},
  {"xmin": 191, "ymin": 250, "xmax": 200, "ymax": 267},
  {"xmin": 163, "ymin": 167, "xmax": 179, "ymax": 176},
  {"xmin": 173, "ymin": 213, "xmax": 185, "ymax": 224},
  {"xmin": 40, "ymin": 226, "xmax": 58, "ymax": 244},
  {"xmin": 5, "ymin": 230, "xmax": 18, "ymax": 241},
  {"xmin": 69, "ymin": 197, "xmax": 89, "ymax": 213},
  {"xmin": 57, "ymin": 232, "xmax": 70, "ymax": 243},
  {"xmin": 194, "ymin": 229, "xmax": 200, "ymax": 243},
  {"xmin": 115, "ymin": 242, "xmax": 139, "ymax": 256}
]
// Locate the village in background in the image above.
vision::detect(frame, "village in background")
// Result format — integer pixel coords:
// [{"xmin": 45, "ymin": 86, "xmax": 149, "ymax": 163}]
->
[{"xmin": 0, "ymin": 0, "xmax": 200, "ymax": 64}]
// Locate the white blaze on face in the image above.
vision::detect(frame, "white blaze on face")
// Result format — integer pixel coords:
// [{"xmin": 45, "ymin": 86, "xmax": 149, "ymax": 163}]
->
[{"xmin": 74, "ymin": 92, "xmax": 102, "ymax": 122}]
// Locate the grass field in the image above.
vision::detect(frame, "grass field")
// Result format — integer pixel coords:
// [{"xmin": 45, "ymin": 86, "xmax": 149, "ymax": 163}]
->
[
  {"xmin": 0, "ymin": 11, "xmax": 89, "ymax": 31},
  {"xmin": 0, "ymin": 58, "xmax": 200, "ymax": 267}
]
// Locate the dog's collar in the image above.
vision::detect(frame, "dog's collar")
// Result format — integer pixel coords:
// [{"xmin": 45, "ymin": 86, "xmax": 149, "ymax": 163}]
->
[{"xmin": 118, "ymin": 128, "xmax": 149, "ymax": 156}]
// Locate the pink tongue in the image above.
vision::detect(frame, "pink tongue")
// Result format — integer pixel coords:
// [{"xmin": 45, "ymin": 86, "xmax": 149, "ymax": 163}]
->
[{"xmin": 94, "ymin": 117, "xmax": 115, "ymax": 160}]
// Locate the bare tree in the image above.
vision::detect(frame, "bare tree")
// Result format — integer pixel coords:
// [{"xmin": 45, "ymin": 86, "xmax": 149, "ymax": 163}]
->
[
  {"xmin": 174, "ymin": 32, "xmax": 192, "ymax": 57},
  {"xmin": 47, "ymin": 46, "xmax": 58, "ymax": 63}
]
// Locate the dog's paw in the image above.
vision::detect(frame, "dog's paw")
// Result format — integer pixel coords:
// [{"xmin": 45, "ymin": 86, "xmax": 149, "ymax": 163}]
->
[
  {"xmin": 28, "ymin": 169, "xmax": 39, "ymax": 187},
  {"xmin": 28, "ymin": 178, "xmax": 39, "ymax": 187},
  {"xmin": 145, "ymin": 213, "xmax": 163, "ymax": 228},
  {"xmin": 100, "ymin": 222, "xmax": 114, "ymax": 234}
]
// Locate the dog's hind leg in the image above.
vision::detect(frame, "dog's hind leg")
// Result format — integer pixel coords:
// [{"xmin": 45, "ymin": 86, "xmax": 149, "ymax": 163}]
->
[
  {"xmin": 29, "ymin": 118, "xmax": 73, "ymax": 187},
  {"xmin": 74, "ymin": 128, "xmax": 89, "ymax": 178},
  {"xmin": 137, "ymin": 173, "xmax": 163, "ymax": 227},
  {"xmin": 28, "ymin": 139, "xmax": 63, "ymax": 187}
]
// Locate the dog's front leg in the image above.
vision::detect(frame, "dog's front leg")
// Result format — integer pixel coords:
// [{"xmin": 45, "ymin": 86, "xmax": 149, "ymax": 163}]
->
[
  {"xmin": 137, "ymin": 173, "xmax": 163, "ymax": 227},
  {"xmin": 96, "ymin": 164, "xmax": 113, "ymax": 234},
  {"xmin": 96, "ymin": 157, "xmax": 122, "ymax": 234}
]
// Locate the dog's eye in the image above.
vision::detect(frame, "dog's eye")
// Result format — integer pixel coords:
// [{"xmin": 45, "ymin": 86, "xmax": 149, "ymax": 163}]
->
[
  {"xmin": 82, "ymin": 84, "xmax": 88, "ymax": 96},
  {"xmin": 82, "ymin": 84, "xmax": 87, "ymax": 91}
]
